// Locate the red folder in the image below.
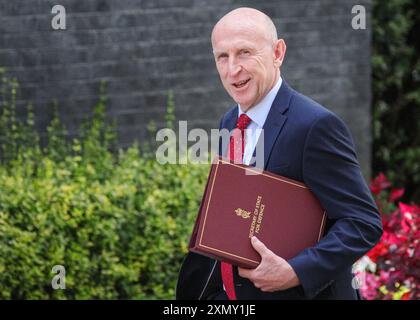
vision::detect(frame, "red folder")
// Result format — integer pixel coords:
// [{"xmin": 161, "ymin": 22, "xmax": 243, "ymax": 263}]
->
[{"xmin": 189, "ymin": 156, "xmax": 326, "ymax": 268}]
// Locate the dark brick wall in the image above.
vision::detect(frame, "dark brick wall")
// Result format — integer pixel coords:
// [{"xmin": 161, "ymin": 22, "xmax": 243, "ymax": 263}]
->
[{"xmin": 0, "ymin": 0, "xmax": 372, "ymax": 176}]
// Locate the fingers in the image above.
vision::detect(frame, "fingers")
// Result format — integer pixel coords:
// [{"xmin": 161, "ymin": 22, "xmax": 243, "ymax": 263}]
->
[
  {"xmin": 250, "ymin": 236, "xmax": 272, "ymax": 257},
  {"xmin": 238, "ymin": 266, "xmax": 253, "ymax": 279},
  {"xmin": 239, "ymin": 267, "xmax": 269, "ymax": 291}
]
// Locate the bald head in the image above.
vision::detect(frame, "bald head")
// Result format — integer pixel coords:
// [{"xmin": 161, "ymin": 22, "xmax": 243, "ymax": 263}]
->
[{"xmin": 212, "ymin": 8, "xmax": 278, "ymax": 47}]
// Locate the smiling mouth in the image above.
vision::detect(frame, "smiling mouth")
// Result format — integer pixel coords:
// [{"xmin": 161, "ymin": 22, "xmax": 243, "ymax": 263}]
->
[{"xmin": 232, "ymin": 78, "xmax": 251, "ymax": 89}]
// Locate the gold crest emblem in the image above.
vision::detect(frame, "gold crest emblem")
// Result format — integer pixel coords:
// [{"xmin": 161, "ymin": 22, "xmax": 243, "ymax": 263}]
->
[{"xmin": 235, "ymin": 208, "xmax": 251, "ymax": 219}]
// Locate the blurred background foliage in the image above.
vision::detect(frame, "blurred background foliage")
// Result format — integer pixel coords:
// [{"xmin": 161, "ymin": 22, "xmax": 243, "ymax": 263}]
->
[
  {"xmin": 372, "ymin": 0, "xmax": 420, "ymax": 203},
  {"xmin": 0, "ymin": 71, "xmax": 208, "ymax": 298}
]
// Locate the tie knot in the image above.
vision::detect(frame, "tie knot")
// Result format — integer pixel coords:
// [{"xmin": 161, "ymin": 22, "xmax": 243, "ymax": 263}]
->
[{"xmin": 236, "ymin": 114, "xmax": 252, "ymax": 131}]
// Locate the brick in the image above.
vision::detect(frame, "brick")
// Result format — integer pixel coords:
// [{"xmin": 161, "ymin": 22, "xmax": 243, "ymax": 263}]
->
[{"xmin": 0, "ymin": 0, "xmax": 373, "ymax": 176}]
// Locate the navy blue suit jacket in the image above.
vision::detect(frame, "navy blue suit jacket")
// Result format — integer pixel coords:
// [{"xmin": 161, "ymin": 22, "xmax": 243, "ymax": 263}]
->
[{"xmin": 176, "ymin": 81, "xmax": 383, "ymax": 300}]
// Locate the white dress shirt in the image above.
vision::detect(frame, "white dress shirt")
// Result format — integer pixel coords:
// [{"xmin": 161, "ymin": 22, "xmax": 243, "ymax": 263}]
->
[{"xmin": 238, "ymin": 77, "xmax": 283, "ymax": 165}]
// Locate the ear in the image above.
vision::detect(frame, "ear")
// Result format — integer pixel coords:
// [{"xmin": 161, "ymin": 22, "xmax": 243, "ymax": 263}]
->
[{"xmin": 273, "ymin": 39, "xmax": 286, "ymax": 68}]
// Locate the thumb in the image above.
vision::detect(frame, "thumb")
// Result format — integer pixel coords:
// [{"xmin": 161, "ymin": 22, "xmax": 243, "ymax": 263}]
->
[{"xmin": 251, "ymin": 236, "xmax": 271, "ymax": 258}]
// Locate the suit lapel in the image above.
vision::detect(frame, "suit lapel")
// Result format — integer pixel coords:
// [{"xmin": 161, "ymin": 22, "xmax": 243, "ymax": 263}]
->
[
  {"xmin": 225, "ymin": 108, "xmax": 238, "ymax": 132},
  {"xmin": 255, "ymin": 80, "xmax": 294, "ymax": 169}
]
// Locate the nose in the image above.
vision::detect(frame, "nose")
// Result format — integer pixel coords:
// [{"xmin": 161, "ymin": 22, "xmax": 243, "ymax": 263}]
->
[{"xmin": 227, "ymin": 56, "xmax": 242, "ymax": 77}]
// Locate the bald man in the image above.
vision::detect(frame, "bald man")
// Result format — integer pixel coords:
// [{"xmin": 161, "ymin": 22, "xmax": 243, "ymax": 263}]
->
[{"xmin": 176, "ymin": 8, "xmax": 382, "ymax": 300}]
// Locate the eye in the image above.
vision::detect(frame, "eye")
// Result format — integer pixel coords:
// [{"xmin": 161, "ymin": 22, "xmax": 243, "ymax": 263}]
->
[
  {"xmin": 217, "ymin": 53, "xmax": 228, "ymax": 61},
  {"xmin": 240, "ymin": 49, "xmax": 251, "ymax": 56}
]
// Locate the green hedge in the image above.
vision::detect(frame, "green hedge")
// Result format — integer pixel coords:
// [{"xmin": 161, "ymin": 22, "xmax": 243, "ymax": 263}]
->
[{"xmin": 0, "ymin": 72, "xmax": 209, "ymax": 299}]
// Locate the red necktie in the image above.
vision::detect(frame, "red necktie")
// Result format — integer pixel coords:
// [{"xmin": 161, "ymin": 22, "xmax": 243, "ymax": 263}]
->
[{"xmin": 221, "ymin": 113, "xmax": 252, "ymax": 300}]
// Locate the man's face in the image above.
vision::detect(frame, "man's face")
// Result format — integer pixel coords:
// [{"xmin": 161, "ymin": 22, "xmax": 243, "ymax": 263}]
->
[{"xmin": 212, "ymin": 23, "xmax": 280, "ymax": 111}]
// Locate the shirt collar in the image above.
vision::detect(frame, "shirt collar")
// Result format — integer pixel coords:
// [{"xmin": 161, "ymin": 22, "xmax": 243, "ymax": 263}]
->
[{"xmin": 238, "ymin": 77, "xmax": 283, "ymax": 128}]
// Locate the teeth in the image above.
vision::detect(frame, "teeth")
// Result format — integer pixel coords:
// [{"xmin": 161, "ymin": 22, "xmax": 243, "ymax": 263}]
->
[{"xmin": 235, "ymin": 79, "xmax": 249, "ymax": 86}]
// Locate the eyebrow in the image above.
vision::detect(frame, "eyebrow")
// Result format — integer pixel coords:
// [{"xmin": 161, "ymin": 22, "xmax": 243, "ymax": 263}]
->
[
  {"xmin": 213, "ymin": 46, "xmax": 253, "ymax": 57},
  {"xmin": 213, "ymin": 51, "xmax": 227, "ymax": 59}
]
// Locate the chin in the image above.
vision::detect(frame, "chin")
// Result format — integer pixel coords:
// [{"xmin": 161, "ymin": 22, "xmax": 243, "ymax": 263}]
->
[
  {"xmin": 237, "ymin": 98, "xmax": 252, "ymax": 108},
  {"xmin": 234, "ymin": 95, "xmax": 255, "ymax": 110}
]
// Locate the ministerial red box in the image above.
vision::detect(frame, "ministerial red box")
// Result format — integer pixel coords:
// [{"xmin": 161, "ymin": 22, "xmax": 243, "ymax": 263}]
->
[{"xmin": 189, "ymin": 156, "xmax": 326, "ymax": 268}]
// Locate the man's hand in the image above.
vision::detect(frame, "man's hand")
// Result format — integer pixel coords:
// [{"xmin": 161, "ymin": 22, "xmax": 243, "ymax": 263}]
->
[{"xmin": 238, "ymin": 236, "xmax": 300, "ymax": 292}]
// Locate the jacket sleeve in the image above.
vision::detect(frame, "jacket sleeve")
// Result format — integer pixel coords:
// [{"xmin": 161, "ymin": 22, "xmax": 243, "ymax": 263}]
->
[
  {"xmin": 287, "ymin": 112, "xmax": 383, "ymax": 299},
  {"xmin": 176, "ymin": 252, "xmax": 227, "ymax": 300}
]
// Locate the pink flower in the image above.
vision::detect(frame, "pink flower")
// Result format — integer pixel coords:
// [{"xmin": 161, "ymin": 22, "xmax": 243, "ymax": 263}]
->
[
  {"xmin": 379, "ymin": 270, "xmax": 390, "ymax": 282},
  {"xmin": 359, "ymin": 273, "xmax": 380, "ymax": 300},
  {"xmin": 399, "ymin": 202, "xmax": 419, "ymax": 234},
  {"xmin": 389, "ymin": 188, "xmax": 405, "ymax": 202},
  {"xmin": 362, "ymin": 174, "xmax": 420, "ymax": 300},
  {"xmin": 370, "ymin": 172, "xmax": 391, "ymax": 195}
]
